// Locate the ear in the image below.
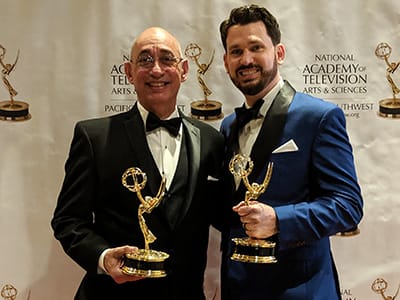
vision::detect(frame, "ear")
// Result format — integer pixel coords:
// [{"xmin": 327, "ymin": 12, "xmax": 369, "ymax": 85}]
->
[
  {"xmin": 124, "ymin": 62, "xmax": 134, "ymax": 84},
  {"xmin": 223, "ymin": 53, "xmax": 229, "ymax": 74},
  {"xmin": 180, "ymin": 59, "xmax": 189, "ymax": 82},
  {"xmin": 276, "ymin": 43, "xmax": 285, "ymax": 65}
]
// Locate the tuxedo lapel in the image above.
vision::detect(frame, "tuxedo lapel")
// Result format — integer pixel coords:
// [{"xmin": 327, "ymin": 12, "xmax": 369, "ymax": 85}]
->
[
  {"xmin": 227, "ymin": 120, "xmax": 239, "ymax": 154},
  {"xmin": 249, "ymin": 81, "xmax": 295, "ymax": 182},
  {"xmin": 175, "ymin": 117, "xmax": 200, "ymax": 224},
  {"xmin": 123, "ymin": 104, "xmax": 162, "ymax": 196}
]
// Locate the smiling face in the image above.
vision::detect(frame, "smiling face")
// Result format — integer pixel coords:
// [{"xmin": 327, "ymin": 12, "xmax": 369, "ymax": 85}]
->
[
  {"xmin": 223, "ymin": 21, "xmax": 285, "ymax": 105},
  {"xmin": 124, "ymin": 27, "xmax": 188, "ymax": 118}
]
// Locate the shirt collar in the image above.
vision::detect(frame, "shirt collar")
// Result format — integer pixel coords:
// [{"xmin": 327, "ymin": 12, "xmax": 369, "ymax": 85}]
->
[{"xmin": 137, "ymin": 101, "xmax": 179, "ymax": 124}]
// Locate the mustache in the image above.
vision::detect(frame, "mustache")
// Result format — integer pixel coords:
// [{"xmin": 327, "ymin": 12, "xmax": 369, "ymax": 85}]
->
[{"xmin": 236, "ymin": 64, "xmax": 260, "ymax": 72}]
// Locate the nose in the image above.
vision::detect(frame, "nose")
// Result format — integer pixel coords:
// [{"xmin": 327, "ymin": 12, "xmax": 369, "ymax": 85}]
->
[
  {"xmin": 149, "ymin": 59, "xmax": 164, "ymax": 75},
  {"xmin": 239, "ymin": 49, "xmax": 254, "ymax": 65}
]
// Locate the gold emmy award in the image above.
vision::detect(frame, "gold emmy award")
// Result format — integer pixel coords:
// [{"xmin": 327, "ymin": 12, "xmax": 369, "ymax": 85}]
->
[
  {"xmin": 229, "ymin": 154, "xmax": 276, "ymax": 263},
  {"xmin": 184, "ymin": 43, "xmax": 223, "ymax": 120},
  {"xmin": 121, "ymin": 167, "xmax": 169, "ymax": 277},
  {"xmin": 0, "ymin": 44, "xmax": 31, "ymax": 121},
  {"xmin": 375, "ymin": 42, "xmax": 400, "ymax": 118}
]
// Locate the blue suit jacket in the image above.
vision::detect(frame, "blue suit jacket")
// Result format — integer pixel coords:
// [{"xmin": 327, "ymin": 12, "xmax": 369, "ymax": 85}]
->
[{"xmin": 220, "ymin": 81, "xmax": 363, "ymax": 300}]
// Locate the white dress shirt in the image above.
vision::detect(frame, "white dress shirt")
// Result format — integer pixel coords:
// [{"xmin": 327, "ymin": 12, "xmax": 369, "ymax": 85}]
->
[{"xmin": 137, "ymin": 102, "xmax": 182, "ymax": 191}]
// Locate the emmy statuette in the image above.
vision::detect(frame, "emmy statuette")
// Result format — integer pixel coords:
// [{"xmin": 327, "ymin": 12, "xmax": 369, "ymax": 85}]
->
[
  {"xmin": 229, "ymin": 154, "xmax": 276, "ymax": 263},
  {"xmin": 184, "ymin": 43, "xmax": 223, "ymax": 120},
  {"xmin": 0, "ymin": 44, "xmax": 30, "ymax": 121},
  {"xmin": 121, "ymin": 167, "xmax": 169, "ymax": 278},
  {"xmin": 375, "ymin": 42, "xmax": 400, "ymax": 118}
]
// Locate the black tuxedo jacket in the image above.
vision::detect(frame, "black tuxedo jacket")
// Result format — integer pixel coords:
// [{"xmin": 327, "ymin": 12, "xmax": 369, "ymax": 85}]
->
[{"xmin": 51, "ymin": 104, "xmax": 224, "ymax": 299}]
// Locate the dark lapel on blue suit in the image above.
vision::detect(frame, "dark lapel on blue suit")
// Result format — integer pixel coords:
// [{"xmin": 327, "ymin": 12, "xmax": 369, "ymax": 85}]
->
[{"xmin": 249, "ymin": 81, "xmax": 296, "ymax": 182}]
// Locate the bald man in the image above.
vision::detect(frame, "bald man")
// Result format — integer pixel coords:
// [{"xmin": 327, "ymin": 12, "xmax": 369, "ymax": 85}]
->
[{"xmin": 51, "ymin": 27, "xmax": 224, "ymax": 300}]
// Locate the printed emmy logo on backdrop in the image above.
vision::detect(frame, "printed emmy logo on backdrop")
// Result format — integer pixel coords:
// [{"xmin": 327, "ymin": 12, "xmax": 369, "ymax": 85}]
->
[
  {"xmin": 0, "ymin": 284, "xmax": 17, "ymax": 300},
  {"xmin": 0, "ymin": 284, "xmax": 30, "ymax": 300},
  {"xmin": 184, "ymin": 43, "xmax": 223, "ymax": 121},
  {"xmin": 0, "ymin": 44, "xmax": 31, "ymax": 121},
  {"xmin": 375, "ymin": 42, "xmax": 400, "ymax": 118},
  {"xmin": 371, "ymin": 278, "xmax": 400, "ymax": 300}
]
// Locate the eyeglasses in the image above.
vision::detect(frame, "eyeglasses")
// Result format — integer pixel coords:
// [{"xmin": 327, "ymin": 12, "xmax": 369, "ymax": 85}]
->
[{"xmin": 133, "ymin": 54, "xmax": 183, "ymax": 69}]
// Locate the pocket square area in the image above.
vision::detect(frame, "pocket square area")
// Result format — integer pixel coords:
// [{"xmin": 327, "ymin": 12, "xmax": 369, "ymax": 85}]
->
[
  {"xmin": 272, "ymin": 139, "xmax": 298, "ymax": 153},
  {"xmin": 207, "ymin": 175, "xmax": 219, "ymax": 181}
]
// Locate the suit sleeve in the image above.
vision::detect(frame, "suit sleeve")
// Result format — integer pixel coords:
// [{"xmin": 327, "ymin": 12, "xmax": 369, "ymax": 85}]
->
[
  {"xmin": 274, "ymin": 106, "xmax": 363, "ymax": 250},
  {"xmin": 51, "ymin": 122, "xmax": 110, "ymax": 273}
]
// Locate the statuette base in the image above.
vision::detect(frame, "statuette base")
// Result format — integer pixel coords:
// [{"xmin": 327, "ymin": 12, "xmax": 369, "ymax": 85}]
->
[
  {"xmin": 0, "ymin": 100, "xmax": 31, "ymax": 121},
  {"xmin": 379, "ymin": 98, "xmax": 400, "ymax": 118},
  {"xmin": 121, "ymin": 249, "xmax": 169, "ymax": 278},
  {"xmin": 231, "ymin": 237, "xmax": 277, "ymax": 264},
  {"xmin": 190, "ymin": 100, "xmax": 223, "ymax": 120}
]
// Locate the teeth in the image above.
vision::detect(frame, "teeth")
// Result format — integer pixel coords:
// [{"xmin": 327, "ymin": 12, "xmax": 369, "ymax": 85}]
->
[
  {"xmin": 240, "ymin": 69, "xmax": 258, "ymax": 76},
  {"xmin": 149, "ymin": 82, "xmax": 166, "ymax": 87}
]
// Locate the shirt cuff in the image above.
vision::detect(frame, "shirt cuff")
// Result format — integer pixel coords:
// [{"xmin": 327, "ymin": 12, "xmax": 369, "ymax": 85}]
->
[{"xmin": 98, "ymin": 248, "xmax": 110, "ymax": 274}]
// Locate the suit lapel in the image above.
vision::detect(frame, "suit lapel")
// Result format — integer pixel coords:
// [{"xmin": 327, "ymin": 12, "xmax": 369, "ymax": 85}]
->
[
  {"xmin": 227, "ymin": 119, "xmax": 240, "ymax": 154},
  {"xmin": 123, "ymin": 104, "xmax": 162, "ymax": 196},
  {"xmin": 175, "ymin": 117, "xmax": 200, "ymax": 224},
  {"xmin": 249, "ymin": 81, "xmax": 296, "ymax": 182}
]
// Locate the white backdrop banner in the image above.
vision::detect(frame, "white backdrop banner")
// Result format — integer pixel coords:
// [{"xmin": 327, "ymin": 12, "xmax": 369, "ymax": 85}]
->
[{"xmin": 0, "ymin": 0, "xmax": 399, "ymax": 299}]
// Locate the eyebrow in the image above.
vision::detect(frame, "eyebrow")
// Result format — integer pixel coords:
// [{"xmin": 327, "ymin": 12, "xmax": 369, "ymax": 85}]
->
[
  {"xmin": 137, "ymin": 48, "xmax": 176, "ymax": 57},
  {"xmin": 228, "ymin": 39, "xmax": 264, "ymax": 51}
]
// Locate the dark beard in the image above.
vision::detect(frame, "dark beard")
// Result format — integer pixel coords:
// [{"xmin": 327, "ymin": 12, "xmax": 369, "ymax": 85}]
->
[
  {"xmin": 232, "ymin": 59, "xmax": 278, "ymax": 96},
  {"xmin": 239, "ymin": 76, "xmax": 268, "ymax": 95}
]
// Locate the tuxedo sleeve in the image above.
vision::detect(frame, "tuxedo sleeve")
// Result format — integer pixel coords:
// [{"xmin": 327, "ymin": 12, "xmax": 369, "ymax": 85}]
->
[
  {"xmin": 51, "ymin": 121, "xmax": 110, "ymax": 274},
  {"xmin": 274, "ymin": 106, "xmax": 363, "ymax": 250}
]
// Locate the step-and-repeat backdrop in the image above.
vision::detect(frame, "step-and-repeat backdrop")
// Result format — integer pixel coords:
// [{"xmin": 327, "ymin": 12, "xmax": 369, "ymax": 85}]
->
[{"xmin": 1, "ymin": 0, "xmax": 399, "ymax": 299}]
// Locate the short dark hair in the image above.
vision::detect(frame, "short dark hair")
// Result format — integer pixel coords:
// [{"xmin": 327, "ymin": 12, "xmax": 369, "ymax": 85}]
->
[{"xmin": 219, "ymin": 4, "xmax": 281, "ymax": 50}]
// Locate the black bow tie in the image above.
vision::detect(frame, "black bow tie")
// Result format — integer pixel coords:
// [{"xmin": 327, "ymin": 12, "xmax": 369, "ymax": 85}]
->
[
  {"xmin": 146, "ymin": 112, "xmax": 182, "ymax": 137},
  {"xmin": 234, "ymin": 99, "xmax": 264, "ymax": 129}
]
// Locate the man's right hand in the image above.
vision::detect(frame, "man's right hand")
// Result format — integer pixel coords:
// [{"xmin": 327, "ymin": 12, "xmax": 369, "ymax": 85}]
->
[{"xmin": 103, "ymin": 245, "xmax": 144, "ymax": 284}]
